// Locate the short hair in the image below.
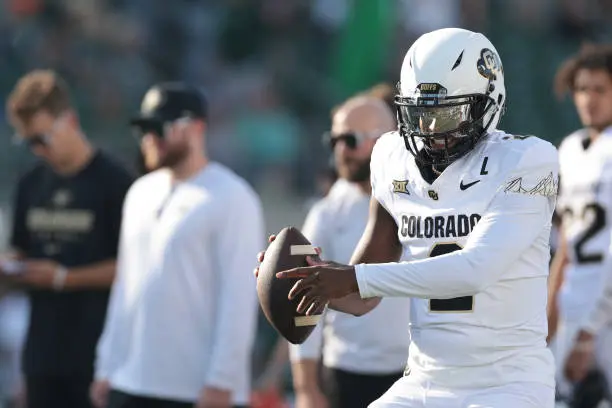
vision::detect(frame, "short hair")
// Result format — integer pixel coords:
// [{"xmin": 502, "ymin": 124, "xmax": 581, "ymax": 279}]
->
[
  {"xmin": 364, "ymin": 82, "xmax": 395, "ymax": 111},
  {"xmin": 554, "ymin": 43, "xmax": 612, "ymax": 99},
  {"xmin": 330, "ymin": 82, "xmax": 397, "ymax": 118},
  {"xmin": 6, "ymin": 70, "xmax": 72, "ymax": 128}
]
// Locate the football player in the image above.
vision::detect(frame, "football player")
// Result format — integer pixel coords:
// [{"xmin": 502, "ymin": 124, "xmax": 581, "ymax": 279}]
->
[
  {"xmin": 257, "ymin": 28, "xmax": 558, "ymax": 407},
  {"xmin": 548, "ymin": 44, "xmax": 612, "ymax": 402}
]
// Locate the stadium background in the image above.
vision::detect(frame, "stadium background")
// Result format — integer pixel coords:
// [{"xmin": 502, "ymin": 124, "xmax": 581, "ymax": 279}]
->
[{"xmin": 0, "ymin": 0, "xmax": 611, "ymax": 404}]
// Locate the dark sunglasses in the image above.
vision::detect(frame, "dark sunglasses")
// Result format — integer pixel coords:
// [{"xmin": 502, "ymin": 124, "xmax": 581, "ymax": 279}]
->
[
  {"xmin": 132, "ymin": 122, "xmax": 164, "ymax": 140},
  {"xmin": 132, "ymin": 117, "xmax": 193, "ymax": 141},
  {"xmin": 13, "ymin": 133, "xmax": 51, "ymax": 149},
  {"xmin": 323, "ymin": 132, "xmax": 363, "ymax": 150}
]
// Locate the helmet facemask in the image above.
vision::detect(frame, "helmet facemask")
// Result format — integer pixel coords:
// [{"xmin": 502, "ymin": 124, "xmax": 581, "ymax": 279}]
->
[{"xmin": 395, "ymin": 83, "xmax": 498, "ymax": 169}]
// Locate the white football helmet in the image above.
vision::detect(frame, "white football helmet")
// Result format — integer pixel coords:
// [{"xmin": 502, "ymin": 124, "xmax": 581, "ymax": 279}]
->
[{"xmin": 395, "ymin": 28, "xmax": 506, "ymax": 167}]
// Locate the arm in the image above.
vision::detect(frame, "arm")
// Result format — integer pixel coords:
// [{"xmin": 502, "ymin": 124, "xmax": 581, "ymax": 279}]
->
[
  {"xmin": 547, "ymin": 226, "xmax": 567, "ymax": 343},
  {"xmin": 204, "ymin": 192, "xmax": 264, "ymax": 392},
  {"xmin": 94, "ymin": 186, "xmax": 133, "ymax": 380},
  {"xmin": 94, "ymin": 256, "xmax": 127, "ymax": 380},
  {"xmin": 62, "ymin": 260, "xmax": 117, "ymax": 290},
  {"xmin": 355, "ymin": 176, "xmax": 557, "ymax": 299},
  {"xmin": 328, "ymin": 196, "xmax": 402, "ymax": 315},
  {"xmin": 576, "ymin": 237, "xmax": 612, "ymax": 341}
]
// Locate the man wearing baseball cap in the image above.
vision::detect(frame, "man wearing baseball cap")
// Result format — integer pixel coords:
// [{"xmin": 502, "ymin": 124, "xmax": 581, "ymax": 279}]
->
[{"xmin": 91, "ymin": 82, "xmax": 265, "ymax": 408}]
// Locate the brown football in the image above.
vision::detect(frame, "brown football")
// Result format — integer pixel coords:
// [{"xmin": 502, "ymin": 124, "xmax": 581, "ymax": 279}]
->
[{"xmin": 257, "ymin": 226, "xmax": 322, "ymax": 344}]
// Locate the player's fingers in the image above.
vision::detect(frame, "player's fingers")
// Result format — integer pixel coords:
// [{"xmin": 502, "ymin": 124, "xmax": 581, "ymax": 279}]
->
[
  {"xmin": 253, "ymin": 267, "xmax": 259, "ymax": 278},
  {"xmin": 257, "ymin": 251, "xmax": 265, "ymax": 262},
  {"xmin": 305, "ymin": 299, "xmax": 325, "ymax": 316},
  {"xmin": 268, "ymin": 234, "xmax": 276, "ymax": 243},
  {"xmin": 288, "ymin": 277, "xmax": 315, "ymax": 300},
  {"xmin": 297, "ymin": 292, "xmax": 319, "ymax": 314},
  {"xmin": 276, "ymin": 266, "xmax": 318, "ymax": 279},
  {"xmin": 305, "ymin": 256, "xmax": 326, "ymax": 266}
]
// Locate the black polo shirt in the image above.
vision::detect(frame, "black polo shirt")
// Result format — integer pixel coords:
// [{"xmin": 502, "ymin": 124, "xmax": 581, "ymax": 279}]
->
[{"xmin": 10, "ymin": 150, "xmax": 135, "ymax": 376}]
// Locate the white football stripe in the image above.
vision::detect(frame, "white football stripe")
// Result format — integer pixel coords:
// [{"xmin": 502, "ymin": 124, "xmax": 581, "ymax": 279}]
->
[
  {"xmin": 294, "ymin": 315, "xmax": 322, "ymax": 327},
  {"xmin": 290, "ymin": 245, "xmax": 318, "ymax": 256}
]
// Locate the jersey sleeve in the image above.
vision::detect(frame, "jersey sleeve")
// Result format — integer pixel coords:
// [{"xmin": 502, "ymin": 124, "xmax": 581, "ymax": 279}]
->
[{"xmin": 355, "ymin": 139, "xmax": 559, "ymax": 298}]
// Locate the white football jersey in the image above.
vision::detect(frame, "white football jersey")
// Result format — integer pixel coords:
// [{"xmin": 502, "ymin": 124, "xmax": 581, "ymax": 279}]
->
[
  {"xmin": 557, "ymin": 128, "xmax": 612, "ymax": 323},
  {"xmin": 354, "ymin": 130, "xmax": 558, "ymax": 389}
]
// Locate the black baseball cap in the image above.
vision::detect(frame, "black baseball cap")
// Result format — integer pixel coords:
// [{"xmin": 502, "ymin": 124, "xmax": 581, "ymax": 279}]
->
[{"xmin": 130, "ymin": 82, "xmax": 208, "ymax": 128}]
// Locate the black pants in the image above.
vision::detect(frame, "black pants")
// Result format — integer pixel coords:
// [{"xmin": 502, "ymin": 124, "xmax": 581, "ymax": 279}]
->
[
  {"xmin": 321, "ymin": 366, "xmax": 403, "ymax": 408},
  {"xmin": 107, "ymin": 389, "xmax": 248, "ymax": 408},
  {"xmin": 26, "ymin": 374, "xmax": 93, "ymax": 408}
]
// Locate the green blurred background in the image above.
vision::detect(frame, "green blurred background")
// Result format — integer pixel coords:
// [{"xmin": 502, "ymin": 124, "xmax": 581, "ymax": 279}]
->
[{"xmin": 0, "ymin": 0, "xmax": 611, "ymax": 401}]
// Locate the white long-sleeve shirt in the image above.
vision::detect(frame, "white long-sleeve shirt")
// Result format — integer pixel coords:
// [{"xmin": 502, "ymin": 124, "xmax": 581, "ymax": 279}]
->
[
  {"xmin": 355, "ymin": 130, "xmax": 558, "ymax": 389},
  {"xmin": 95, "ymin": 163, "xmax": 264, "ymax": 404},
  {"xmin": 289, "ymin": 180, "xmax": 410, "ymax": 374}
]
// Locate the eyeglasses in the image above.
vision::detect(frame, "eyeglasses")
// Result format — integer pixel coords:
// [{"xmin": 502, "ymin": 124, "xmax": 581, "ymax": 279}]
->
[
  {"xmin": 323, "ymin": 131, "xmax": 371, "ymax": 150},
  {"xmin": 23, "ymin": 133, "xmax": 51, "ymax": 148},
  {"xmin": 133, "ymin": 117, "xmax": 194, "ymax": 141},
  {"xmin": 13, "ymin": 115, "xmax": 65, "ymax": 149}
]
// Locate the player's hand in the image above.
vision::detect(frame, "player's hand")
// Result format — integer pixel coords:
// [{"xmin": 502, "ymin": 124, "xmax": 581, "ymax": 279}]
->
[
  {"xmin": 14, "ymin": 260, "xmax": 64, "ymax": 289},
  {"xmin": 277, "ymin": 258, "xmax": 358, "ymax": 315},
  {"xmin": 254, "ymin": 235, "xmax": 277, "ymax": 278},
  {"xmin": 197, "ymin": 386, "xmax": 232, "ymax": 408},
  {"xmin": 89, "ymin": 379, "xmax": 110, "ymax": 408},
  {"xmin": 294, "ymin": 389, "xmax": 329, "ymax": 408},
  {"xmin": 564, "ymin": 331, "xmax": 595, "ymax": 383}
]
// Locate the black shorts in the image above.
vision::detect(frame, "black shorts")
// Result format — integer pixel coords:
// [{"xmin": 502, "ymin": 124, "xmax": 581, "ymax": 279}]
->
[
  {"xmin": 107, "ymin": 389, "xmax": 249, "ymax": 408},
  {"xmin": 321, "ymin": 366, "xmax": 403, "ymax": 408}
]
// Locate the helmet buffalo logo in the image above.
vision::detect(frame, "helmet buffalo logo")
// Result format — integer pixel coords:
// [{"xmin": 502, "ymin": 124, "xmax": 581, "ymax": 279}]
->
[{"xmin": 477, "ymin": 48, "xmax": 502, "ymax": 80}]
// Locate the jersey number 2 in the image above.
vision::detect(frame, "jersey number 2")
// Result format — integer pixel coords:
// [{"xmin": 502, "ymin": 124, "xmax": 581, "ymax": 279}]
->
[
  {"xmin": 429, "ymin": 243, "xmax": 474, "ymax": 312},
  {"xmin": 569, "ymin": 203, "xmax": 606, "ymax": 264}
]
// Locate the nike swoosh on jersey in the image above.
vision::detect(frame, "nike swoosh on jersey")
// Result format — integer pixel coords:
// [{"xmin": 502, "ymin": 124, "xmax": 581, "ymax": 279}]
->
[{"xmin": 460, "ymin": 180, "xmax": 481, "ymax": 190}]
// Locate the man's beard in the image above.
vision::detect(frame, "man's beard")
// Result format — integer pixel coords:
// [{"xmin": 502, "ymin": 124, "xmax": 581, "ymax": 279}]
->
[
  {"xmin": 343, "ymin": 158, "xmax": 371, "ymax": 182},
  {"xmin": 159, "ymin": 143, "xmax": 189, "ymax": 168}
]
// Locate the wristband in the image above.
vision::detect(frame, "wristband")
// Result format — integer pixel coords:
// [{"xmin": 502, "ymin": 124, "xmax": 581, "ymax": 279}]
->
[{"xmin": 53, "ymin": 266, "xmax": 68, "ymax": 291}]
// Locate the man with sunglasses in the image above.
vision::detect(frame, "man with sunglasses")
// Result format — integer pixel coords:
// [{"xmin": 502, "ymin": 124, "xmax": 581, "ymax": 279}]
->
[
  {"xmin": 1, "ymin": 70, "xmax": 135, "ymax": 408},
  {"xmin": 91, "ymin": 82, "xmax": 264, "ymax": 408},
  {"xmin": 287, "ymin": 95, "xmax": 410, "ymax": 408}
]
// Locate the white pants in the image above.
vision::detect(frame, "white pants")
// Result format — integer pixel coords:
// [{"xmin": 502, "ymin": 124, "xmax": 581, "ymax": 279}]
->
[
  {"xmin": 551, "ymin": 320, "xmax": 612, "ymax": 396},
  {"xmin": 368, "ymin": 375, "xmax": 554, "ymax": 408}
]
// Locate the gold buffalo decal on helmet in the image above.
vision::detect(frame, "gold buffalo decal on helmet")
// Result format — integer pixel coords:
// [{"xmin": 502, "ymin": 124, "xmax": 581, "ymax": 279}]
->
[{"xmin": 477, "ymin": 48, "xmax": 503, "ymax": 80}]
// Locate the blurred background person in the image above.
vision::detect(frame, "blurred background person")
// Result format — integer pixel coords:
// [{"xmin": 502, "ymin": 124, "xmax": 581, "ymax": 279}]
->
[
  {"xmin": 135, "ymin": 128, "xmax": 161, "ymax": 175},
  {"xmin": 0, "ymin": 70, "xmax": 134, "ymax": 408},
  {"xmin": 289, "ymin": 94, "xmax": 410, "ymax": 408},
  {"xmin": 91, "ymin": 82, "xmax": 264, "ymax": 408},
  {"xmin": 548, "ymin": 44, "xmax": 612, "ymax": 405}
]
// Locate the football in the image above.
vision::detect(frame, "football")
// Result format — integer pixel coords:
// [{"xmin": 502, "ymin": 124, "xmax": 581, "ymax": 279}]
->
[{"xmin": 257, "ymin": 226, "xmax": 322, "ymax": 344}]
